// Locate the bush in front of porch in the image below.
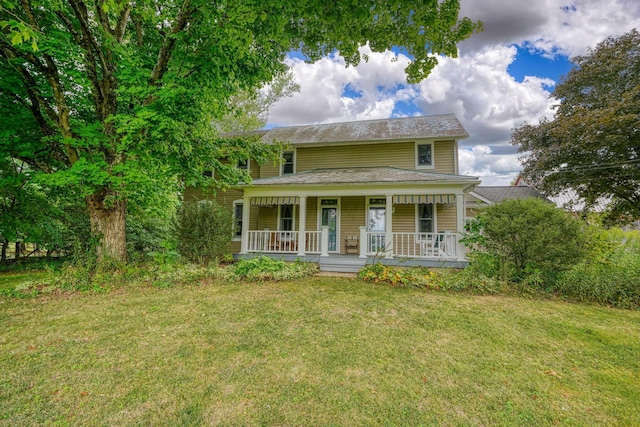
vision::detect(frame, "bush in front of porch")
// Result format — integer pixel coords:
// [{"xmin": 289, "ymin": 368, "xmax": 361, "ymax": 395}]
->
[{"xmin": 358, "ymin": 263, "xmax": 501, "ymax": 294}]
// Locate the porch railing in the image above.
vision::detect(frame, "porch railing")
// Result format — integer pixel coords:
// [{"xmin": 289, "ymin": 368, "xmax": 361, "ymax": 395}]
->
[
  {"xmin": 246, "ymin": 230, "xmax": 322, "ymax": 254},
  {"xmin": 246, "ymin": 229, "xmax": 460, "ymax": 260},
  {"xmin": 391, "ymin": 232, "xmax": 458, "ymax": 259}
]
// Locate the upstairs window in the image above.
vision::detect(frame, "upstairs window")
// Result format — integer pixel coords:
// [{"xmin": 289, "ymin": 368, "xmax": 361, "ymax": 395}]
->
[
  {"xmin": 282, "ymin": 151, "xmax": 294, "ymax": 175},
  {"xmin": 237, "ymin": 159, "xmax": 249, "ymax": 170},
  {"xmin": 416, "ymin": 142, "xmax": 433, "ymax": 169}
]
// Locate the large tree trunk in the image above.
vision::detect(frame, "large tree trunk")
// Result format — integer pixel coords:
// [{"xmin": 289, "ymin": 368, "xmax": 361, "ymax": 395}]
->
[
  {"xmin": 87, "ymin": 193, "xmax": 127, "ymax": 264},
  {"xmin": 1, "ymin": 238, "xmax": 7, "ymax": 263}
]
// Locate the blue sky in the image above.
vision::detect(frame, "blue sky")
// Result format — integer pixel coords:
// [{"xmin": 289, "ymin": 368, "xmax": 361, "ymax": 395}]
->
[{"xmin": 265, "ymin": 0, "xmax": 640, "ymax": 185}]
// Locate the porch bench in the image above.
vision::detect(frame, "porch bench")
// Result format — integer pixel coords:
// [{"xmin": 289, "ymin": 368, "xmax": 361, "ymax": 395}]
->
[{"xmin": 344, "ymin": 235, "xmax": 359, "ymax": 254}]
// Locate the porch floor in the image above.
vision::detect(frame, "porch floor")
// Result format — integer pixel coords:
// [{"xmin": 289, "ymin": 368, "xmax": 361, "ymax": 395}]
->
[{"xmin": 234, "ymin": 253, "xmax": 468, "ymax": 273}]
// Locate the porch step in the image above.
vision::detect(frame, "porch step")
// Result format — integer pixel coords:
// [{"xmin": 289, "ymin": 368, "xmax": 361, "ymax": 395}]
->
[{"xmin": 319, "ymin": 256, "xmax": 366, "ymax": 273}]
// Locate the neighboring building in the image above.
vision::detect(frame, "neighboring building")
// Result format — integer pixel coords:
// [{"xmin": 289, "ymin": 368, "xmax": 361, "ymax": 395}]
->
[
  {"xmin": 185, "ymin": 114, "xmax": 480, "ymax": 271},
  {"xmin": 466, "ymin": 185, "xmax": 549, "ymax": 218}
]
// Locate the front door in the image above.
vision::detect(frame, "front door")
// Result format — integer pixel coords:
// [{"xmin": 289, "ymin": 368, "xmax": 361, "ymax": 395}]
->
[{"xmin": 320, "ymin": 199, "xmax": 339, "ymax": 252}]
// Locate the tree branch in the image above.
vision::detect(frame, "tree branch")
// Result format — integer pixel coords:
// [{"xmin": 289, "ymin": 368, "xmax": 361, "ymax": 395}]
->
[{"xmin": 149, "ymin": 0, "xmax": 192, "ymax": 86}]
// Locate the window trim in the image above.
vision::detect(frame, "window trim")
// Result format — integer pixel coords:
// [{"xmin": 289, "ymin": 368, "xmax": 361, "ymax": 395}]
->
[
  {"xmin": 280, "ymin": 149, "xmax": 296, "ymax": 176},
  {"xmin": 277, "ymin": 204, "xmax": 296, "ymax": 231},
  {"xmin": 232, "ymin": 200, "xmax": 243, "ymax": 241},
  {"xmin": 415, "ymin": 141, "xmax": 435, "ymax": 170}
]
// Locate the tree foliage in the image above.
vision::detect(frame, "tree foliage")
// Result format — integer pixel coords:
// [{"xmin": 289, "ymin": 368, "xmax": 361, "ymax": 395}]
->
[
  {"xmin": 174, "ymin": 200, "xmax": 233, "ymax": 265},
  {"xmin": 1, "ymin": 0, "xmax": 480, "ymax": 263},
  {"xmin": 512, "ymin": 29, "xmax": 640, "ymax": 223},
  {"xmin": 465, "ymin": 198, "xmax": 586, "ymax": 285}
]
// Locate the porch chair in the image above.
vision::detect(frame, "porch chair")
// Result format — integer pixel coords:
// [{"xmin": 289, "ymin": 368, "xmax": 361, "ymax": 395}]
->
[{"xmin": 344, "ymin": 235, "xmax": 359, "ymax": 254}]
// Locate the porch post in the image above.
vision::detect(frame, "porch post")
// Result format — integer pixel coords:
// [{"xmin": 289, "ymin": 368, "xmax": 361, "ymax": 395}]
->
[
  {"xmin": 359, "ymin": 226, "xmax": 367, "ymax": 258},
  {"xmin": 456, "ymin": 194, "xmax": 466, "ymax": 261},
  {"xmin": 297, "ymin": 195, "xmax": 307, "ymax": 256},
  {"xmin": 320, "ymin": 226, "xmax": 329, "ymax": 257},
  {"xmin": 385, "ymin": 194, "xmax": 393, "ymax": 258},
  {"xmin": 240, "ymin": 195, "xmax": 251, "ymax": 254}
]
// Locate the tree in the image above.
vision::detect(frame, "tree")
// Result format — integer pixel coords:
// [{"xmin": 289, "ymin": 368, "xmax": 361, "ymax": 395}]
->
[
  {"xmin": 512, "ymin": 29, "xmax": 640, "ymax": 223},
  {"xmin": 1, "ymin": 0, "xmax": 480, "ymax": 263},
  {"xmin": 466, "ymin": 198, "xmax": 586, "ymax": 285}
]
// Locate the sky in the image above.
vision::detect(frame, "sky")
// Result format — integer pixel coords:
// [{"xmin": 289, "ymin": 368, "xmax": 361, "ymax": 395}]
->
[{"xmin": 264, "ymin": 0, "xmax": 640, "ymax": 185}]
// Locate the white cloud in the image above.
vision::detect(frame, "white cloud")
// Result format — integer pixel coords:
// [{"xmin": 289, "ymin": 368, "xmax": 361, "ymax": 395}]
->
[
  {"xmin": 267, "ymin": 46, "xmax": 414, "ymax": 126},
  {"xmin": 266, "ymin": 1, "xmax": 640, "ymax": 185},
  {"xmin": 459, "ymin": 0, "xmax": 640, "ymax": 58}
]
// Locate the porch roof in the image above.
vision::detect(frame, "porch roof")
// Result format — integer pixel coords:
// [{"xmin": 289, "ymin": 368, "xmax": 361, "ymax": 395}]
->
[{"xmin": 244, "ymin": 167, "xmax": 479, "ymax": 187}]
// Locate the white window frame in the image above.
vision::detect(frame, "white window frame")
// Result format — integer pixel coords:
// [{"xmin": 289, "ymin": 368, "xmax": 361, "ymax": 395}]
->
[
  {"xmin": 280, "ymin": 149, "xmax": 296, "ymax": 176},
  {"xmin": 277, "ymin": 204, "xmax": 296, "ymax": 231},
  {"xmin": 232, "ymin": 200, "xmax": 244, "ymax": 241},
  {"xmin": 415, "ymin": 141, "xmax": 435, "ymax": 170},
  {"xmin": 415, "ymin": 203, "xmax": 437, "ymax": 239}
]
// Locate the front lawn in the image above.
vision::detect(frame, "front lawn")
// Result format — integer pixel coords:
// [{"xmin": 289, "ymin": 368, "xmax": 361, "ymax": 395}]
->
[{"xmin": 1, "ymin": 276, "xmax": 639, "ymax": 426}]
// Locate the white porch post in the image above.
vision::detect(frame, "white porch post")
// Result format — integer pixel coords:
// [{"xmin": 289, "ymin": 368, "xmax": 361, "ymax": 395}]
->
[
  {"xmin": 297, "ymin": 195, "xmax": 307, "ymax": 256},
  {"xmin": 240, "ymin": 195, "xmax": 251, "ymax": 254},
  {"xmin": 456, "ymin": 194, "xmax": 466, "ymax": 261},
  {"xmin": 359, "ymin": 226, "xmax": 367, "ymax": 258},
  {"xmin": 385, "ymin": 194, "xmax": 393, "ymax": 258},
  {"xmin": 320, "ymin": 226, "xmax": 330, "ymax": 257}
]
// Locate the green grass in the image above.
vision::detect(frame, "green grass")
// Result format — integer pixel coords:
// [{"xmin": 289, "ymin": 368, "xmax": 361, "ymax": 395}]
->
[
  {"xmin": 1, "ymin": 276, "xmax": 639, "ymax": 426},
  {"xmin": 0, "ymin": 271, "xmax": 48, "ymax": 292}
]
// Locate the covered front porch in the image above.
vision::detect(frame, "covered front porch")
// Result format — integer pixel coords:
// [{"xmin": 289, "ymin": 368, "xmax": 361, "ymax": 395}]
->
[
  {"xmin": 242, "ymin": 227, "xmax": 462, "ymax": 260},
  {"xmin": 236, "ymin": 167, "xmax": 480, "ymax": 265}
]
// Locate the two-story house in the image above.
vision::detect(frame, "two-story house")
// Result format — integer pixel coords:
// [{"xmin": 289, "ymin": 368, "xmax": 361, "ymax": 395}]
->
[{"xmin": 185, "ymin": 114, "xmax": 480, "ymax": 271}]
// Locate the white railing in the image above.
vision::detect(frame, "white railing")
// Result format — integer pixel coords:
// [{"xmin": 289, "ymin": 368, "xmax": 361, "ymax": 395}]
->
[
  {"xmin": 246, "ymin": 230, "xmax": 299, "ymax": 253},
  {"xmin": 365, "ymin": 232, "xmax": 386, "ymax": 256},
  {"xmin": 246, "ymin": 230, "xmax": 323, "ymax": 254},
  {"xmin": 246, "ymin": 229, "xmax": 459, "ymax": 260},
  {"xmin": 305, "ymin": 231, "xmax": 321, "ymax": 254},
  {"xmin": 391, "ymin": 232, "xmax": 458, "ymax": 259}
]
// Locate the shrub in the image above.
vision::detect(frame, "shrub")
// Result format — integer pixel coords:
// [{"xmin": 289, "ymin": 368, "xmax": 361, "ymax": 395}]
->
[
  {"xmin": 464, "ymin": 198, "xmax": 586, "ymax": 287},
  {"xmin": 174, "ymin": 200, "xmax": 233, "ymax": 265},
  {"xmin": 232, "ymin": 256, "xmax": 318, "ymax": 281},
  {"xmin": 558, "ymin": 228, "xmax": 640, "ymax": 308},
  {"xmin": 358, "ymin": 263, "xmax": 500, "ymax": 294}
]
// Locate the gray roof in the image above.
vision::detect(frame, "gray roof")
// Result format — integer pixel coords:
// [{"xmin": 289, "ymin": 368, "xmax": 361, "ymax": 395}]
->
[
  {"xmin": 225, "ymin": 114, "xmax": 467, "ymax": 145},
  {"xmin": 246, "ymin": 167, "xmax": 479, "ymax": 186},
  {"xmin": 471, "ymin": 186, "xmax": 549, "ymax": 203}
]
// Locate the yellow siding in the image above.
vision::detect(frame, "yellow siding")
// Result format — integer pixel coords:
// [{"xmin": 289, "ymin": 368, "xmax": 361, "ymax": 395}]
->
[
  {"xmin": 392, "ymin": 204, "xmax": 414, "ymax": 233},
  {"xmin": 296, "ymin": 142, "xmax": 415, "ymax": 171},
  {"xmin": 259, "ymin": 159, "xmax": 280, "ymax": 178},
  {"xmin": 340, "ymin": 196, "xmax": 365, "ymax": 254},
  {"xmin": 306, "ymin": 197, "xmax": 318, "ymax": 230},
  {"xmin": 436, "ymin": 205, "xmax": 457, "ymax": 232},
  {"xmin": 257, "ymin": 206, "xmax": 277, "ymax": 230},
  {"xmin": 433, "ymin": 140, "xmax": 455, "ymax": 174}
]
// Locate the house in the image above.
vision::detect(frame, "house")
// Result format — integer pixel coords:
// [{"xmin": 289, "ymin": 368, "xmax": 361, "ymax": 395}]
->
[
  {"xmin": 185, "ymin": 114, "xmax": 480, "ymax": 271},
  {"xmin": 465, "ymin": 185, "xmax": 550, "ymax": 218}
]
